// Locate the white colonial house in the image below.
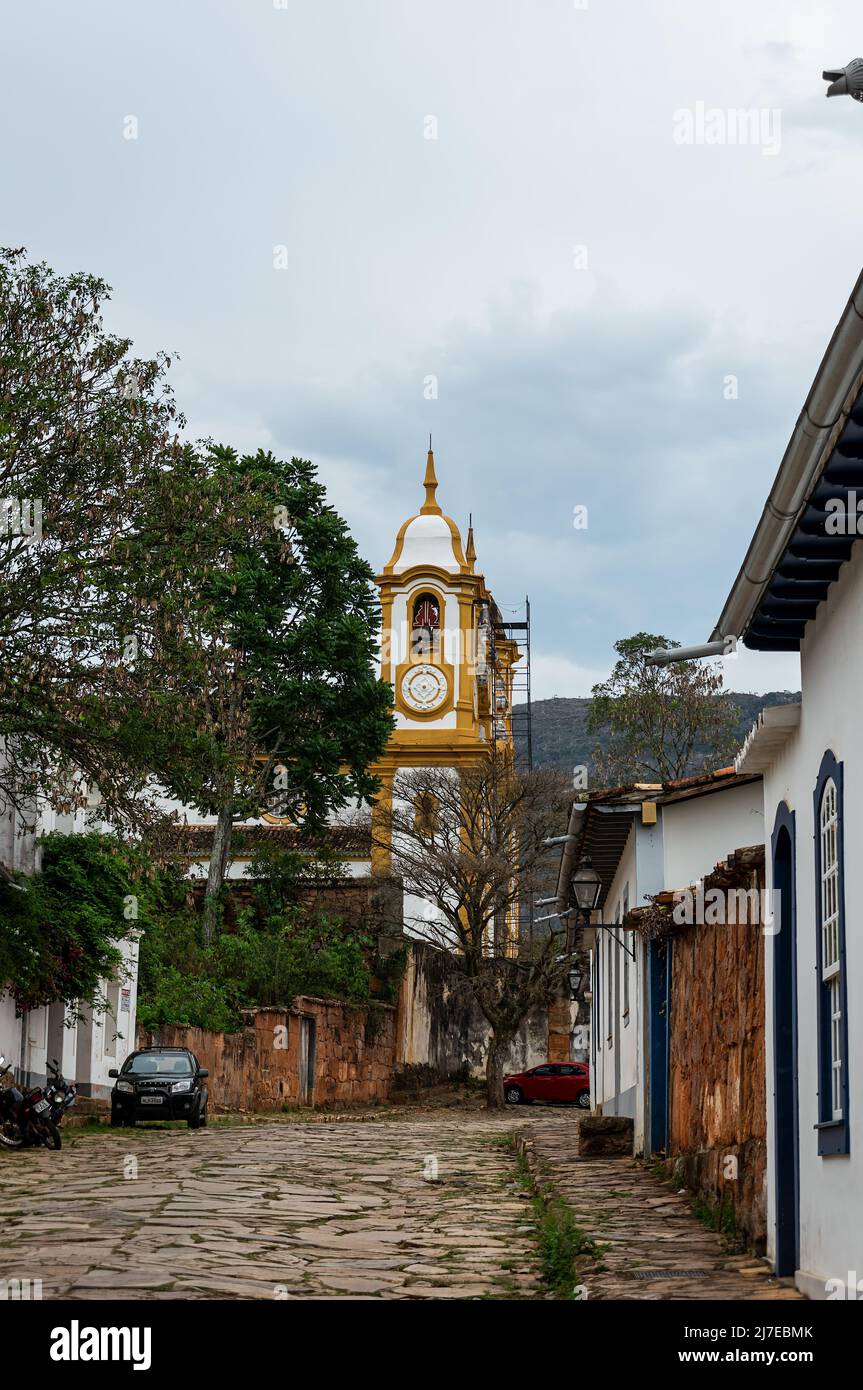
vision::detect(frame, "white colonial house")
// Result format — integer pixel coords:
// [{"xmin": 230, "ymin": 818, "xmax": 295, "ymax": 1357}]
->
[
  {"xmin": 555, "ymin": 769, "xmax": 763, "ymax": 1157},
  {"xmin": 709, "ymin": 268, "xmax": 863, "ymax": 1299},
  {"xmin": 0, "ymin": 782, "xmax": 140, "ymax": 1097}
]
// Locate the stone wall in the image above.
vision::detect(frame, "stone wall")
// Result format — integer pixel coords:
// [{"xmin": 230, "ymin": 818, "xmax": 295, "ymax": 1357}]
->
[
  {"xmin": 394, "ymin": 941, "xmax": 548, "ymax": 1085},
  {"xmin": 191, "ymin": 873, "xmax": 403, "ymax": 936},
  {"xmin": 138, "ymin": 997, "xmax": 397, "ymax": 1111},
  {"xmin": 666, "ymin": 851, "xmax": 767, "ymax": 1250},
  {"xmin": 547, "ymin": 990, "xmax": 578, "ymax": 1063},
  {"xmin": 137, "ymin": 938, "xmax": 555, "ymax": 1110}
]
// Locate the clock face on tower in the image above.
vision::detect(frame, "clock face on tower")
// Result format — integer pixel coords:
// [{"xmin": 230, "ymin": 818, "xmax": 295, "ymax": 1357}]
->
[{"xmin": 401, "ymin": 663, "xmax": 449, "ymax": 714}]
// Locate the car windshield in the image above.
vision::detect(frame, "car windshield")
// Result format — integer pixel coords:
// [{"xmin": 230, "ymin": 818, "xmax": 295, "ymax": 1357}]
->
[{"xmin": 124, "ymin": 1054, "xmax": 194, "ymax": 1076}]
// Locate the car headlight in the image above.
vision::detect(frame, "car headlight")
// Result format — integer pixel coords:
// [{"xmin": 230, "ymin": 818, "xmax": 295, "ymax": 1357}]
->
[
  {"xmin": 171, "ymin": 1079, "xmax": 192, "ymax": 1093},
  {"xmin": 116, "ymin": 1080, "xmax": 134, "ymax": 1094}
]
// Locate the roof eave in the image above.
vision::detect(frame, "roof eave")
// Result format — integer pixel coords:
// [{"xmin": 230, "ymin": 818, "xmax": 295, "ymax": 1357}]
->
[{"xmin": 735, "ymin": 703, "xmax": 802, "ymax": 774}]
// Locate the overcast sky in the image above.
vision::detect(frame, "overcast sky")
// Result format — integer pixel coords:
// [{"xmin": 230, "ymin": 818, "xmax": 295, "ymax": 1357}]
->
[{"xmin": 5, "ymin": 0, "xmax": 863, "ymax": 698}]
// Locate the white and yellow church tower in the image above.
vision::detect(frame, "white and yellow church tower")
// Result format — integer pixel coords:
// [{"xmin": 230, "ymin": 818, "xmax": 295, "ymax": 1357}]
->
[{"xmin": 370, "ymin": 444, "xmax": 519, "ymax": 876}]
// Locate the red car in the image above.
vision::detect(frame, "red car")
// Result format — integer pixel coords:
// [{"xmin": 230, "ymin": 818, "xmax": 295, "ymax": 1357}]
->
[{"xmin": 503, "ymin": 1062, "xmax": 591, "ymax": 1108}]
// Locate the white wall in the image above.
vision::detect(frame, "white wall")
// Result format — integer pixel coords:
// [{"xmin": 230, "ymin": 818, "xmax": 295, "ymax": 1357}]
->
[
  {"xmin": 593, "ymin": 826, "xmax": 638, "ymax": 1121},
  {"xmin": 759, "ymin": 543, "xmax": 863, "ymax": 1297},
  {"xmin": 0, "ymin": 791, "xmax": 139, "ymax": 1093},
  {"xmin": 661, "ymin": 781, "xmax": 764, "ymax": 891},
  {"xmin": 393, "ymin": 766, "xmax": 454, "ymax": 942},
  {"xmin": 0, "ymin": 994, "xmax": 21, "ymax": 1069},
  {"xmin": 184, "ymin": 857, "xmax": 372, "ymax": 881},
  {"xmin": 589, "ymin": 787, "xmax": 764, "ymax": 1157}
]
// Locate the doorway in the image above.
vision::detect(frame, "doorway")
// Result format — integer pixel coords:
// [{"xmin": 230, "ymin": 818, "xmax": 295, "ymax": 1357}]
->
[
  {"xmin": 772, "ymin": 805, "xmax": 799, "ymax": 1277},
  {"xmin": 298, "ymin": 1015, "xmax": 316, "ymax": 1106},
  {"xmin": 46, "ymin": 1002, "xmax": 66, "ymax": 1077},
  {"xmin": 648, "ymin": 938, "xmax": 670, "ymax": 1153}
]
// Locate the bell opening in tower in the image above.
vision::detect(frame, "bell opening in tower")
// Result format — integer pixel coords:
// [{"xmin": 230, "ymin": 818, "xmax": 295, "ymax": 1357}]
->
[{"xmin": 411, "ymin": 592, "xmax": 440, "ymax": 659}]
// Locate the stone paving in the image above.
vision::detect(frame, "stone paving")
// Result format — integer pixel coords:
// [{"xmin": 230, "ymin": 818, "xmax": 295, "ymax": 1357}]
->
[
  {"xmin": 0, "ymin": 1111, "xmax": 569, "ymax": 1300},
  {"xmin": 523, "ymin": 1123, "xmax": 805, "ymax": 1301},
  {"xmin": 0, "ymin": 1108, "xmax": 807, "ymax": 1301}
]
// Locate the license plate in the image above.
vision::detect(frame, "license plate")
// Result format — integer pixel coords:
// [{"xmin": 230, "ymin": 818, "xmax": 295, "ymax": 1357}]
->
[
  {"xmin": 34, "ymin": 1099, "xmax": 49, "ymax": 1113},
  {"xmin": 140, "ymin": 1096, "xmax": 163, "ymax": 1105}
]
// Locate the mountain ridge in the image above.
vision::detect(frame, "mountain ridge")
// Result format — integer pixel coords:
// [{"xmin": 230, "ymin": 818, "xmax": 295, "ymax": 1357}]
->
[{"xmin": 513, "ymin": 691, "xmax": 801, "ymax": 777}]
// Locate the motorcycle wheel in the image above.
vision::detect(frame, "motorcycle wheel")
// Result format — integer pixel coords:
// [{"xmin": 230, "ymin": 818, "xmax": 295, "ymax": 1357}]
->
[
  {"xmin": 37, "ymin": 1120, "xmax": 62, "ymax": 1150},
  {"xmin": 0, "ymin": 1122, "xmax": 24, "ymax": 1149}
]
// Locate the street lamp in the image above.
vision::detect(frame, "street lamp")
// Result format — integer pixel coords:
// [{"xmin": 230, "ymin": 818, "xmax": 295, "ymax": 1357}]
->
[
  {"xmin": 568, "ymin": 963, "xmax": 585, "ymax": 999},
  {"xmin": 565, "ymin": 855, "xmax": 601, "ymax": 951},
  {"xmin": 823, "ymin": 59, "xmax": 863, "ymax": 101},
  {"xmin": 571, "ymin": 855, "xmax": 602, "ymax": 916}
]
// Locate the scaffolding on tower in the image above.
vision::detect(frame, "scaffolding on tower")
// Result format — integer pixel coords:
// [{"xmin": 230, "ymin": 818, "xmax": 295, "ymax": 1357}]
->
[
  {"xmin": 486, "ymin": 596, "xmax": 535, "ymax": 949},
  {"xmin": 488, "ymin": 595, "xmax": 532, "ymax": 771}
]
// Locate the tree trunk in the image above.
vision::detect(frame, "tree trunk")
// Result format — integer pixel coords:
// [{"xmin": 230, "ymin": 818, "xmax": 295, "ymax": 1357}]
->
[
  {"xmin": 485, "ymin": 1033, "xmax": 511, "ymax": 1110},
  {"xmin": 203, "ymin": 801, "xmax": 234, "ymax": 945}
]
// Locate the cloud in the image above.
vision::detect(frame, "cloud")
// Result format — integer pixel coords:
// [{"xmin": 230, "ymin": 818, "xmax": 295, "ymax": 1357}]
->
[
  {"xmin": 531, "ymin": 653, "xmax": 609, "ymax": 702},
  {"xmin": 250, "ymin": 289, "xmax": 804, "ymax": 694},
  {"xmin": 720, "ymin": 646, "xmax": 801, "ymax": 696},
  {"xmin": 4, "ymin": 0, "xmax": 850, "ymax": 701}
]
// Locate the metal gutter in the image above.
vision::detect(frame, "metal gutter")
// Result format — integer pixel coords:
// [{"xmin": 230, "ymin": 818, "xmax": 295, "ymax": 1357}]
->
[
  {"xmin": 554, "ymin": 799, "xmax": 641, "ymax": 913},
  {"xmin": 711, "ymin": 268, "xmax": 863, "ymax": 644},
  {"xmin": 554, "ymin": 801, "xmax": 586, "ymax": 909}
]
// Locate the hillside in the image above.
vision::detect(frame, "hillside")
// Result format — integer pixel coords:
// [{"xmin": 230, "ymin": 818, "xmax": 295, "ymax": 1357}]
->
[{"xmin": 513, "ymin": 691, "xmax": 801, "ymax": 777}]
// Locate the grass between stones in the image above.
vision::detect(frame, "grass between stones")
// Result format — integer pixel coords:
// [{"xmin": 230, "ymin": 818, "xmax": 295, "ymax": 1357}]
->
[
  {"xmin": 690, "ymin": 1190, "xmax": 740, "ymax": 1245},
  {"xmin": 500, "ymin": 1132, "xmax": 601, "ymax": 1299}
]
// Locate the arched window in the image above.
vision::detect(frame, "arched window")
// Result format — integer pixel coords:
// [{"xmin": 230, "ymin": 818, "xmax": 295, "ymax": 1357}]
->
[
  {"xmin": 607, "ymin": 918, "xmax": 616, "ymax": 1048},
  {"xmin": 411, "ymin": 592, "xmax": 440, "ymax": 656},
  {"xmin": 622, "ymin": 883, "xmax": 631, "ymax": 1025},
  {"xmin": 814, "ymin": 752, "xmax": 849, "ymax": 1155},
  {"xmin": 819, "ymin": 779, "xmax": 842, "ymax": 1118}
]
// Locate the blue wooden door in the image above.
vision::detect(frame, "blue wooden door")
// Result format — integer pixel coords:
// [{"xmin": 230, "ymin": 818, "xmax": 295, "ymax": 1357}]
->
[
  {"xmin": 649, "ymin": 938, "xmax": 670, "ymax": 1153},
  {"xmin": 772, "ymin": 809, "xmax": 799, "ymax": 1277}
]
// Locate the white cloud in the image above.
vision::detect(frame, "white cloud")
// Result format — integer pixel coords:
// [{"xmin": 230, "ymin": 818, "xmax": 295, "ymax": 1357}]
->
[
  {"xmin": 719, "ymin": 645, "xmax": 801, "ymax": 697},
  {"xmin": 2, "ymin": 0, "xmax": 849, "ymax": 704},
  {"xmin": 530, "ymin": 653, "xmax": 609, "ymax": 702}
]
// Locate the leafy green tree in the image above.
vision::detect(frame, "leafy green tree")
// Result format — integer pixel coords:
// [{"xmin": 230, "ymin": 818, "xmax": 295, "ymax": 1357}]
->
[
  {"xmin": 244, "ymin": 840, "xmax": 348, "ymax": 916},
  {"xmin": 136, "ymin": 881, "xmax": 377, "ymax": 1032},
  {"xmin": 124, "ymin": 444, "xmax": 394, "ymax": 940},
  {"xmin": 0, "ymin": 247, "xmax": 193, "ymax": 836},
  {"xmin": 216, "ymin": 912, "xmax": 374, "ymax": 1010},
  {"xmin": 587, "ymin": 632, "xmax": 740, "ymax": 785},
  {"xmin": 0, "ymin": 833, "xmax": 144, "ymax": 1013}
]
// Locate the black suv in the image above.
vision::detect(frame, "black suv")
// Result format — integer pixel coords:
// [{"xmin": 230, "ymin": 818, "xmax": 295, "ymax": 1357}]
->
[{"xmin": 109, "ymin": 1048, "xmax": 209, "ymax": 1129}]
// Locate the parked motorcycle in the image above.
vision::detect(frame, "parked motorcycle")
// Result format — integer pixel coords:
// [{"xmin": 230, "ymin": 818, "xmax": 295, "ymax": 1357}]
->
[
  {"xmin": 0, "ymin": 1055, "xmax": 24, "ymax": 1149},
  {"xmin": 0, "ymin": 1055, "xmax": 62, "ymax": 1150},
  {"xmin": 44, "ymin": 1057, "xmax": 76, "ymax": 1129}
]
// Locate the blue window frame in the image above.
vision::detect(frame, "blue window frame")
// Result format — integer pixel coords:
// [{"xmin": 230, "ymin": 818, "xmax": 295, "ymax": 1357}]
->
[
  {"xmin": 813, "ymin": 750, "xmax": 850, "ymax": 1156},
  {"xmin": 622, "ymin": 884, "xmax": 631, "ymax": 1024},
  {"xmin": 593, "ymin": 948, "xmax": 601, "ymax": 1054}
]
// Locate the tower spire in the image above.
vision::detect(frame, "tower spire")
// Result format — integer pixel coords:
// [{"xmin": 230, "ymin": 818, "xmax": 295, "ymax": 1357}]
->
[
  {"xmin": 421, "ymin": 437, "xmax": 441, "ymax": 515},
  {"xmin": 465, "ymin": 511, "xmax": 476, "ymax": 568}
]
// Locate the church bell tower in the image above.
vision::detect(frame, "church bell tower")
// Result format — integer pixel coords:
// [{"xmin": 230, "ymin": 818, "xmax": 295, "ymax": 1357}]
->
[{"xmin": 371, "ymin": 444, "xmax": 518, "ymax": 871}]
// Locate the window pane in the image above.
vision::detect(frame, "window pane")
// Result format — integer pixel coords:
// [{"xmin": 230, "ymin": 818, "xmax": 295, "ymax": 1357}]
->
[{"xmin": 820, "ymin": 777, "xmax": 844, "ymax": 1122}]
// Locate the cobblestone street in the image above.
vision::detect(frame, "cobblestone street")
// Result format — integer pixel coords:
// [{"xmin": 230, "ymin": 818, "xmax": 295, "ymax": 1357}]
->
[
  {"xmin": 0, "ymin": 1110, "xmax": 805, "ymax": 1301},
  {"xmin": 0, "ymin": 1112, "xmax": 562, "ymax": 1301},
  {"xmin": 525, "ymin": 1124, "xmax": 804, "ymax": 1302}
]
